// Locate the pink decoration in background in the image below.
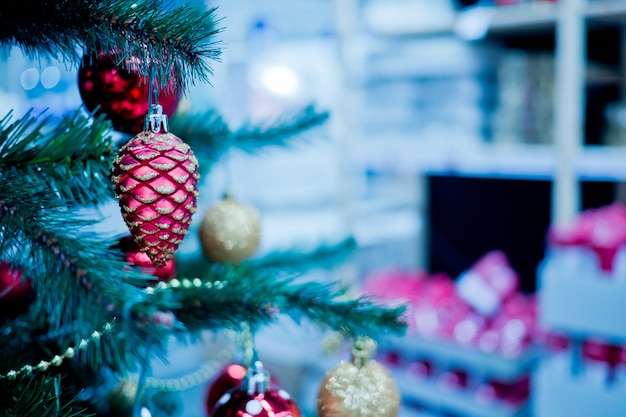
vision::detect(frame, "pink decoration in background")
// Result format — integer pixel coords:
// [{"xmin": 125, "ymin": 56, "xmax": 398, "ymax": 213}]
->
[
  {"xmin": 456, "ymin": 251, "xmax": 519, "ymax": 316},
  {"xmin": 548, "ymin": 203, "xmax": 626, "ymax": 272}
]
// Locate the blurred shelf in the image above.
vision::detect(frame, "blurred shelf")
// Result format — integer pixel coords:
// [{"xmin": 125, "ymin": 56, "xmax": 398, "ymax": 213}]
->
[
  {"xmin": 392, "ymin": 371, "xmax": 528, "ymax": 417},
  {"xmin": 538, "ymin": 253, "xmax": 626, "ymax": 342},
  {"xmin": 364, "ymin": 1, "xmax": 626, "ymax": 37},
  {"xmin": 534, "ymin": 359, "xmax": 626, "ymax": 417},
  {"xmin": 350, "ymin": 140, "xmax": 626, "ymax": 181},
  {"xmin": 587, "ymin": 0, "xmax": 626, "ymax": 22},
  {"xmin": 386, "ymin": 335, "xmax": 538, "ymax": 381},
  {"xmin": 487, "ymin": 2, "xmax": 558, "ymax": 35}
]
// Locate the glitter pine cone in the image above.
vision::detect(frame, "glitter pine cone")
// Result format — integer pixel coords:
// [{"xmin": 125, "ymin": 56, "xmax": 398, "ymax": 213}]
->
[{"xmin": 112, "ymin": 131, "xmax": 200, "ymax": 268}]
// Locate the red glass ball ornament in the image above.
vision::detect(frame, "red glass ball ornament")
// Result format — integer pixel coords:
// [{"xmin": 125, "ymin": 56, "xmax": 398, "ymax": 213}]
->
[
  {"xmin": 280, "ymin": 389, "xmax": 302, "ymax": 417},
  {"xmin": 206, "ymin": 364, "xmax": 287, "ymax": 415},
  {"xmin": 210, "ymin": 387, "xmax": 295, "ymax": 417},
  {"xmin": 115, "ymin": 235, "xmax": 176, "ymax": 281},
  {"xmin": 0, "ymin": 262, "xmax": 34, "ymax": 318},
  {"xmin": 206, "ymin": 363, "xmax": 248, "ymax": 414},
  {"xmin": 78, "ymin": 52, "xmax": 180, "ymax": 134}
]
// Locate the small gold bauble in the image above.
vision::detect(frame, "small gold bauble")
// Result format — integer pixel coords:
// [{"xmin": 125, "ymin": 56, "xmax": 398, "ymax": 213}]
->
[
  {"xmin": 199, "ymin": 196, "xmax": 261, "ymax": 265},
  {"xmin": 317, "ymin": 358, "xmax": 400, "ymax": 417},
  {"xmin": 107, "ymin": 379, "xmax": 138, "ymax": 412}
]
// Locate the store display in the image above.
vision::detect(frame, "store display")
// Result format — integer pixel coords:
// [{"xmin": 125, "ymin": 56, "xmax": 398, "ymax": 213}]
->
[
  {"xmin": 78, "ymin": 51, "xmax": 180, "ymax": 134},
  {"xmin": 456, "ymin": 250, "xmax": 519, "ymax": 316},
  {"xmin": 199, "ymin": 196, "xmax": 261, "ymax": 265},
  {"xmin": 362, "ymin": 255, "xmax": 536, "ymax": 417},
  {"xmin": 363, "ymin": 254, "xmax": 535, "ymax": 357},
  {"xmin": 111, "ymin": 120, "xmax": 200, "ymax": 268},
  {"xmin": 537, "ymin": 203, "xmax": 626, "ymax": 417},
  {"xmin": 547, "ymin": 203, "xmax": 626, "ymax": 275}
]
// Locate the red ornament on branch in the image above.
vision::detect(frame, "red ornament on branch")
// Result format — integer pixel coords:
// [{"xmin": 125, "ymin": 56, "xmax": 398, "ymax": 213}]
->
[
  {"xmin": 115, "ymin": 235, "xmax": 176, "ymax": 281},
  {"xmin": 205, "ymin": 363, "xmax": 289, "ymax": 415},
  {"xmin": 111, "ymin": 106, "xmax": 200, "ymax": 268},
  {"xmin": 209, "ymin": 361, "xmax": 300, "ymax": 417},
  {"xmin": 78, "ymin": 52, "xmax": 180, "ymax": 134},
  {"xmin": 0, "ymin": 262, "xmax": 34, "ymax": 318},
  {"xmin": 206, "ymin": 363, "xmax": 248, "ymax": 414}
]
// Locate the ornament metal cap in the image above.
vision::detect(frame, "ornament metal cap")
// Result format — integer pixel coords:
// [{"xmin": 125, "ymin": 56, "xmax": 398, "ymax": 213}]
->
[
  {"xmin": 351, "ymin": 336, "xmax": 377, "ymax": 368},
  {"xmin": 244, "ymin": 361, "xmax": 271, "ymax": 394},
  {"xmin": 145, "ymin": 104, "xmax": 169, "ymax": 133}
]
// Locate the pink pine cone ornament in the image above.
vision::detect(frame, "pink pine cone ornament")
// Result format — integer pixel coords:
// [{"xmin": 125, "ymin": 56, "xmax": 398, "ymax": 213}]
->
[{"xmin": 111, "ymin": 131, "xmax": 200, "ymax": 268}]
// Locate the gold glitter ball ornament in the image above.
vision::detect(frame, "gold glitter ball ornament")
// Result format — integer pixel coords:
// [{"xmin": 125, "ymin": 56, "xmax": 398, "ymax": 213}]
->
[
  {"xmin": 318, "ymin": 340, "xmax": 400, "ymax": 417},
  {"xmin": 199, "ymin": 196, "xmax": 261, "ymax": 264}
]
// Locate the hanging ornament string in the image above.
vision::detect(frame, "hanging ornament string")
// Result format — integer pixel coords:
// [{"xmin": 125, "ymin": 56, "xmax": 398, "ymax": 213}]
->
[
  {"xmin": 240, "ymin": 321, "xmax": 255, "ymax": 366},
  {"xmin": 222, "ymin": 136, "xmax": 234, "ymax": 200},
  {"xmin": 0, "ymin": 321, "xmax": 115, "ymax": 380},
  {"xmin": 144, "ymin": 63, "xmax": 168, "ymax": 134}
]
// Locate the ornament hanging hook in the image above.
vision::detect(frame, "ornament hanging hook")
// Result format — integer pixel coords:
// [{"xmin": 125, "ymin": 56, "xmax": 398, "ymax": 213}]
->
[
  {"xmin": 144, "ymin": 63, "xmax": 169, "ymax": 134},
  {"xmin": 351, "ymin": 336, "xmax": 377, "ymax": 368}
]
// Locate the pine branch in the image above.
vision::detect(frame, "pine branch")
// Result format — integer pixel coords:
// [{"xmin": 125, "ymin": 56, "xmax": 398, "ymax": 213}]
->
[
  {"xmin": 253, "ymin": 237, "xmax": 357, "ymax": 271},
  {"xmin": 284, "ymin": 281, "xmax": 408, "ymax": 339},
  {"xmin": 0, "ymin": 0, "xmax": 222, "ymax": 91},
  {"xmin": 169, "ymin": 105, "xmax": 330, "ymax": 172},
  {"xmin": 0, "ymin": 109, "xmax": 117, "ymax": 206},
  {"xmin": 0, "ymin": 184, "xmax": 163, "ymax": 375},
  {"xmin": 232, "ymin": 105, "xmax": 330, "ymax": 153},
  {"xmin": 168, "ymin": 108, "xmax": 229, "ymax": 172},
  {"xmin": 0, "ymin": 374, "xmax": 90, "ymax": 417},
  {"xmin": 146, "ymin": 265, "xmax": 407, "ymax": 341},
  {"xmin": 176, "ymin": 238, "xmax": 357, "ymax": 279}
]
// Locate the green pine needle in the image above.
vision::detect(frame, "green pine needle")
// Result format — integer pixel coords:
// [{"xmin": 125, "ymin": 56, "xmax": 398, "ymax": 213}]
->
[
  {"xmin": 0, "ymin": 0, "xmax": 222, "ymax": 91},
  {"xmin": 0, "ymin": 109, "xmax": 117, "ymax": 206},
  {"xmin": 253, "ymin": 237, "xmax": 358, "ymax": 271},
  {"xmin": 169, "ymin": 104, "xmax": 330, "ymax": 173},
  {"xmin": 0, "ymin": 375, "xmax": 90, "ymax": 417},
  {"xmin": 148, "ymin": 264, "xmax": 407, "ymax": 340}
]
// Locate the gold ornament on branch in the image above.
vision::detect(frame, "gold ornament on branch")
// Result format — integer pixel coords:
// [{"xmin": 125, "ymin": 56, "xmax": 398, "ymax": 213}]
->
[
  {"xmin": 199, "ymin": 195, "xmax": 261, "ymax": 264},
  {"xmin": 317, "ymin": 337, "xmax": 400, "ymax": 417}
]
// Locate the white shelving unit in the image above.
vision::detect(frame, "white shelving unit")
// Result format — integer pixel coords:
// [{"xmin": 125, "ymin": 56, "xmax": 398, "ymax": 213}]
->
[
  {"xmin": 539, "ymin": 252, "xmax": 626, "ymax": 341},
  {"xmin": 394, "ymin": 371, "xmax": 529, "ymax": 417},
  {"xmin": 362, "ymin": 1, "xmax": 626, "ymax": 36},
  {"xmin": 345, "ymin": 0, "xmax": 626, "ymax": 222},
  {"xmin": 535, "ymin": 246, "xmax": 626, "ymax": 417},
  {"xmin": 386, "ymin": 335, "xmax": 538, "ymax": 381},
  {"xmin": 335, "ymin": 1, "xmax": 626, "ymax": 417},
  {"xmin": 376, "ymin": 333, "xmax": 537, "ymax": 417},
  {"xmin": 350, "ymin": 141, "xmax": 626, "ymax": 181}
]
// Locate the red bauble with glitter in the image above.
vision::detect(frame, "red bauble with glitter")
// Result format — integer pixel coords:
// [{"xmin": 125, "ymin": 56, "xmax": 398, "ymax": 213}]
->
[
  {"xmin": 206, "ymin": 364, "xmax": 293, "ymax": 416},
  {"xmin": 111, "ymin": 130, "xmax": 200, "ymax": 268},
  {"xmin": 0, "ymin": 262, "xmax": 34, "ymax": 318},
  {"xmin": 115, "ymin": 235, "xmax": 176, "ymax": 281},
  {"xmin": 211, "ymin": 387, "xmax": 296, "ymax": 417},
  {"xmin": 78, "ymin": 52, "xmax": 180, "ymax": 134},
  {"xmin": 206, "ymin": 363, "xmax": 248, "ymax": 414},
  {"xmin": 209, "ymin": 361, "xmax": 300, "ymax": 417}
]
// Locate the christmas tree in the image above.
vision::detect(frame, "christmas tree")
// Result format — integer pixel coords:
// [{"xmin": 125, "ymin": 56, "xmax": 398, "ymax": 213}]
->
[{"xmin": 0, "ymin": 1, "xmax": 406, "ymax": 416}]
